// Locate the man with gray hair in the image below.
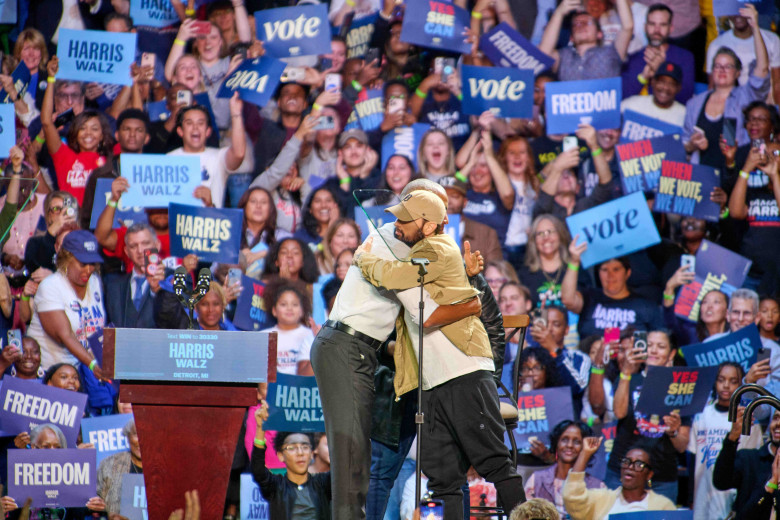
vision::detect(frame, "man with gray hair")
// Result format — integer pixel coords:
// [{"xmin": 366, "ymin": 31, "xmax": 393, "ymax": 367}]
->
[{"xmin": 97, "ymin": 417, "xmax": 141, "ymax": 514}]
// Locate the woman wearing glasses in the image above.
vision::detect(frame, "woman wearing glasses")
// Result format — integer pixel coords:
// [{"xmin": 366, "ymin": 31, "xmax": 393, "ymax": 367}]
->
[{"xmin": 563, "ymin": 438, "xmax": 675, "ymax": 519}]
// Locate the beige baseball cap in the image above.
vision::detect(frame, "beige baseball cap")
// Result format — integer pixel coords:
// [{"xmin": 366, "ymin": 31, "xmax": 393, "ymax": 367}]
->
[{"xmin": 385, "ymin": 190, "xmax": 446, "ymax": 224}]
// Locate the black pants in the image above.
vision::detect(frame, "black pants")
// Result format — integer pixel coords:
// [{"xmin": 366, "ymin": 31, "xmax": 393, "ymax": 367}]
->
[{"xmin": 420, "ymin": 370, "xmax": 526, "ymax": 519}]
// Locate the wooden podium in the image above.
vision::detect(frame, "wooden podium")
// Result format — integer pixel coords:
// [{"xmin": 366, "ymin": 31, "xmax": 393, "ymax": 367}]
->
[{"xmin": 103, "ymin": 328, "xmax": 276, "ymax": 520}]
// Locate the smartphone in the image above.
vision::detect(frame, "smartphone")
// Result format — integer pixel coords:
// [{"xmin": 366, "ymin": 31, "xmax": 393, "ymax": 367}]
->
[
  {"xmin": 319, "ymin": 57, "xmax": 333, "ymax": 71},
  {"xmin": 6, "ymin": 330, "xmax": 21, "ymax": 350},
  {"xmin": 752, "ymin": 138, "xmax": 767, "ymax": 156},
  {"xmin": 531, "ymin": 308, "xmax": 548, "ymax": 328},
  {"xmin": 176, "ymin": 90, "xmax": 193, "ymax": 106},
  {"xmin": 192, "ymin": 21, "xmax": 212, "ymax": 35},
  {"xmin": 681, "ymin": 254, "xmax": 695, "ymax": 277},
  {"xmin": 62, "ymin": 197, "xmax": 76, "ymax": 218},
  {"xmin": 387, "ymin": 96, "xmax": 405, "ymax": 114},
  {"xmin": 693, "ymin": 125, "xmax": 705, "ymax": 136},
  {"xmin": 281, "ymin": 67, "xmax": 306, "ymax": 83},
  {"xmin": 231, "ymin": 43, "xmax": 250, "ymax": 61},
  {"xmin": 226, "ymin": 267, "xmax": 242, "ymax": 289},
  {"xmin": 54, "ymin": 108, "xmax": 75, "ymax": 128},
  {"xmin": 419, "ymin": 499, "xmax": 444, "ymax": 520},
  {"xmin": 365, "ymin": 47, "xmax": 381, "ymax": 66},
  {"xmin": 141, "ymin": 52, "xmax": 156, "ymax": 80},
  {"xmin": 563, "ymin": 136, "xmax": 578, "ymax": 152},
  {"xmin": 324, "ymin": 73, "xmax": 342, "ymax": 93},
  {"xmin": 144, "ymin": 248, "xmax": 160, "ymax": 277},
  {"xmin": 723, "ymin": 118, "xmax": 736, "ymax": 147},
  {"xmin": 604, "ymin": 327, "xmax": 620, "ymax": 345},
  {"xmin": 314, "ymin": 115, "xmax": 336, "ymax": 130},
  {"xmin": 633, "ymin": 331, "xmax": 648, "ymax": 359},
  {"xmin": 757, "ymin": 347, "xmax": 772, "ymax": 364}
]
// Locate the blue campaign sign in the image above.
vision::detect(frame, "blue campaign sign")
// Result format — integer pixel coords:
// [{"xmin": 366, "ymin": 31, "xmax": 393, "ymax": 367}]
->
[
  {"xmin": 400, "ymin": 0, "xmax": 471, "ymax": 55},
  {"xmin": 119, "ymin": 473, "xmax": 147, "ymax": 520},
  {"xmin": 90, "ymin": 178, "xmax": 147, "ymax": 229},
  {"xmin": 588, "ymin": 421, "xmax": 617, "ymax": 481},
  {"xmin": 120, "ymin": 154, "xmax": 201, "ymax": 208},
  {"xmin": 460, "ymin": 65, "xmax": 533, "ymax": 118},
  {"xmin": 146, "ymin": 100, "xmax": 170, "ymax": 123},
  {"xmin": 508, "ymin": 387, "xmax": 574, "ymax": 452},
  {"xmin": 57, "ymin": 29, "xmax": 137, "ymax": 86},
  {"xmin": 0, "ymin": 104, "xmax": 15, "ymax": 158},
  {"xmin": 81, "ymin": 414, "xmax": 133, "ymax": 465},
  {"xmin": 681, "ymin": 324, "xmax": 761, "ymax": 374},
  {"xmin": 344, "ymin": 88, "xmax": 384, "ymax": 132},
  {"xmin": 254, "ymin": 4, "xmax": 331, "ymax": 58},
  {"xmin": 615, "ymin": 134, "xmax": 686, "ymax": 194},
  {"xmin": 264, "ymin": 373, "xmax": 324, "ymax": 432},
  {"xmin": 714, "ymin": 0, "xmax": 772, "ymax": 17},
  {"xmin": 0, "ymin": 0, "xmax": 15, "ymax": 24},
  {"xmin": 608, "ymin": 511, "xmax": 693, "ymax": 520},
  {"xmin": 380, "ymin": 123, "xmax": 431, "ymax": 172},
  {"xmin": 566, "ymin": 191, "xmax": 661, "ymax": 268},
  {"xmin": 241, "ymin": 473, "xmax": 270, "ymax": 520},
  {"xmin": 654, "ymin": 161, "xmax": 721, "ymax": 222},
  {"xmin": 479, "ymin": 22, "xmax": 554, "ymax": 74},
  {"xmin": 233, "ymin": 275, "xmax": 267, "ymax": 331},
  {"xmin": 8, "ymin": 449, "xmax": 96, "ymax": 508},
  {"xmin": 546, "ymin": 77, "xmax": 622, "ymax": 135},
  {"xmin": 130, "ymin": 0, "xmax": 179, "ymax": 28},
  {"xmin": 0, "ymin": 64, "xmax": 30, "ymax": 104},
  {"xmin": 635, "ymin": 366, "xmax": 718, "ymax": 417},
  {"xmin": 217, "ymin": 56, "xmax": 286, "ymax": 107},
  {"xmin": 169, "ymin": 202, "xmax": 243, "ymax": 263},
  {"xmin": 621, "ymin": 110, "xmax": 682, "ymax": 142},
  {"xmin": 342, "ymin": 13, "xmax": 377, "ymax": 58}
]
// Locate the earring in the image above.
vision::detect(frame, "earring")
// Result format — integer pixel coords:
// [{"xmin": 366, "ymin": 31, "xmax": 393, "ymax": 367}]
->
[
  {"xmin": 37, "ymin": 366, "xmax": 45, "ymax": 378},
  {"xmin": 647, "ymin": 479, "xmax": 652, "ymax": 489}
]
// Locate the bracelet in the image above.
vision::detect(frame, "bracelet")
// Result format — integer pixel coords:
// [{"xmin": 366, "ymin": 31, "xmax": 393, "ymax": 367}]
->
[
  {"xmin": 415, "ymin": 87, "xmax": 426, "ymax": 99},
  {"xmin": 456, "ymin": 93, "xmax": 463, "ymax": 101},
  {"xmin": 619, "ymin": 372, "xmax": 632, "ymax": 381},
  {"xmin": 767, "ymin": 481, "xmax": 779, "ymax": 491},
  {"xmin": 667, "ymin": 429, "xmax": 678, "ymax": 438},
  {"xmin": 312, "ymin": 102, "xmax": 322, "ymax": 111},
  {"xmin": 174, "ymin": 38, "xmax": 187, "ymax": 47},
  {"xmin": 590, "ymin": 366, "xmax": 605, "ymax": 375},
  {"xmin": 739, "ymin": 170, "xmax": 749, "ymax": 179},
  {"xmin": 185, "ymin": 8, "xmax": 195, "ymax": 16},
  {"xmin": 591, "ymin": 147, "xmax": 603, "ymax": 157},
  {"xmin": 720, "ymin": 207, "xmax": 730, "ymax": 219},
  {"xmin": 47, "ymin": 77, "xmax": 55, "ymax": 84},
  {"xmin": 253, "ymin": 438, "xmax": 266, "ymax": 448},
  {"xmin": 637, "ymin": 73, "xmax": 648, "ymax": 85},
  {"xmin": 351, "ymin": 79, "xmax": 362, "ymax": 92},
  {"xmin": 339, "ymin": 177, "xmax": 351, "ymax": 186},
  {"xmin": 455, "ymin": 171, "xmax": 468, "ymax": 183},
  {"xmin": 35, "ymin": 135, "xmax": 45, "ymax": 145},
  {"xmin": 88, "ymin": 359, "xmax": 97, "ymax": 371},
  {"xmin": 586, "ymin": 416, "xmax": 595, "ymax": 428},
  {"xmin": 107, "ymin": 200, "xmax": 118, "ymax": 208},
  {"xmin": 20, "ymin": 295, "xmax": 30, "ymax": 302},
  {"xmin": 567, "ymin": 262, "xmax": 579, "ymax": 272},
  {"xmin": 346, "ymin": 0, "xmax": 356, "ymax": 6},
  {"xmin": 471, "ymin": 10, "xmax": 483, "ymax": 19},
  {"xmin": 663, "ymin": 292, "xmax": 675, "ymax": 301}
]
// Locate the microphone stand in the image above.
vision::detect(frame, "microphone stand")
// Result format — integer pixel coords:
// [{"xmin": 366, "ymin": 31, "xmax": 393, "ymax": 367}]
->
[
  {"xmin": 411, "ymin": 257, "xmax": 430, "ymax": 507},
  {"xmin": 172, "ymin": 267, "xmax": 212, "ymax": 329}
]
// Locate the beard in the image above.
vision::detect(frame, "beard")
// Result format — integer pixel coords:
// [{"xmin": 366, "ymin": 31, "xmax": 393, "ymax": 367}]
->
[{"xmin": 395, "ymin": 226, "xmax": 425, "ymax": 247}]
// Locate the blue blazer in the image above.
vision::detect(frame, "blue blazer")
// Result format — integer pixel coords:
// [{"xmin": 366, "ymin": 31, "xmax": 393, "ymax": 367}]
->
[{"xmin": 102, "ymin": 273, "xmax": 157, "ymax": 329}]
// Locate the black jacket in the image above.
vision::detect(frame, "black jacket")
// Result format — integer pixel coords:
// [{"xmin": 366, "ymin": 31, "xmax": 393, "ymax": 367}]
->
[
  {"xmin": 251, "ymin": 445, "xmax": 331, "ymax": 520},
  {"xmin": 714, "ymin": 437, "xmax": 775, "ymax": 518},
  {"xmin": 103, "ymin": 272, "xmax": 159, "ymax": 329}
]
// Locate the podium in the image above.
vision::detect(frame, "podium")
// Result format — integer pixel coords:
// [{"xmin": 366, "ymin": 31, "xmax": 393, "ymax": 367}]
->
[{"xmin": 103, "ymin": 328, "xmax": 276, "ymax": 520}]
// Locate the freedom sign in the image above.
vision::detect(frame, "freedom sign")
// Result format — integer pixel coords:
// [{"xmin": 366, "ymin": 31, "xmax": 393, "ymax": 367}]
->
[
  {"xmin": 7, "ymin": 449, "xmax": 96, "ymax": 507},
  {"xmin": 616, "ymin": 135, "xmax": 685, "ymax": 194},
  {"xmin": 681, "ymin": 324, "xmax": 761, "ymax": 374},
  {"xmin": 621, "ymin": 109, "xmax": 682, "ymax": 142},
  {"xmin": 566, "ymin": 191, "xmax": 661, "ymax": 268},
  {"xmin": 479, "ymin": 22, "xmax": 554, "ymax": 73},
  {"xmin": 254, "ymin": 4, "xmax": 331, "ymax": 58},
  {"xmin": 120, "ymin": 154, "xmax": 201, "ymax": 208},
  {"xmin": 130, "ymin": 0, "xmax": 179, "ymax": 28},
  {"xmin": 57, "ymin": 29, "xmax": 137, "ymax": 86},
  {"xmin": 546, "ymin": 77, "xmax": 622, "ymax": 135},
  {"xmin": 89, "ymin": 178, "xmax": 147, "ymax": 229},
  {"xmin": 120, "ymin": 474, "xmax": 147, "ymax": 520},
  {"xmin": 508, "ymin": 387, "xmax": 574, "ymax": 452},
  {"xmin": 0, "ymin": 377, "xmax": 87, "ymax": 447},
  {"xmin": 400, "ymin": 0, "xmax": 471, "ymax": 55},
  {"xmin": 217, "ymin": 56, "xmax": 286, "ymax": 107},
  {"xmin": 460, "ymin": 65, "xmax": 533, "ymax": 118},
  {"xmin": 169, "ymin": 202, "xmax": 243, "ymax": 263},
  {"xmin": 81, "ymin": 414, "xmax": 133, "ymax": 465},
  {"xmin": 233, "ymin": 275, "xmax": 267, "ymax": 331},
  {"xmin": 635, "ymin": 366, "xmax": 718, "ymax": 417},
  {"xmin": 241, "ymin": 473, "xmax": 270, "ymax": 520},
  {"xmin": 0, "ymin": 103, "xmax": 15, "ymax": 157},
  {"xmin": 263, "ymin": 373, "xmax": 324, "ymax": 432},
  {"xmin": 380, "ymin": 122, "xmax": 431, "ymax": 172},
  {"xmin": 654, "ymin": 161, "xmax": 721, "ymax": 222}
]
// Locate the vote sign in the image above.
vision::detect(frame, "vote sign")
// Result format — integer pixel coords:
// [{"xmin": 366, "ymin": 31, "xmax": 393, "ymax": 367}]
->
[
  {"xmin": 254, "ymin": 4, "xmax": 331, "ymax": 58},
  {"xmin": 615, "ymin": 134, "xmax": 685, "ymax": 194},
  {"xmin": 217, "ymin": 56, "xmax": 286, "ymax": 107},
  {"xmin": 654, "ymin": 161, "xmax": 721, "ymax": 222},
  {"xmin": 81, "ymin": 414, "xmax": 133, "ymax": 465},
  {"xmin": 460, "ymin": 65, "xmax": 533, "ymax": 118},
  {"xmin": 168, "ymin": 202, "xmax": 243, "ymax": 263},
  {"xmin": 7, "ymin": 449, "xmax": 97, "ymax": 508},
  {"xmin": 57, "ymin": 29, "xmax": 137, "ymax": 86},
  {"xmin": 546, "ymin": 77, "xmax": 622, "ymax": 135}
]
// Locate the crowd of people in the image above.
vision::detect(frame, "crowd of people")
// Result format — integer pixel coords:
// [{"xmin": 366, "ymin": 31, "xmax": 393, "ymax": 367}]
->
[{"xmin": 1, "ymin": 0, "xmax": 780, "ymax": 518}]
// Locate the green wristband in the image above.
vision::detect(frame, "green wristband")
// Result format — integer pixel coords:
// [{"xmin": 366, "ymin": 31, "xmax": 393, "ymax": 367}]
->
[
  {"xmin": 663, "ymin": 292, "xmax": 675, "ymax": 301},
  {"xmin": 567, "ymin": 262, "xmax": 579, "ymax": 272},
  {"xmin": 339, "ymin": 177, "xmax": 351, "ymax": 186},
  {"xmin": 590, "ymin": 366, "xmax": 605, "ymax": 375},
  {"xmin": 455, "ymin": 171, "xmax": 468, "ymax": 183},
  {"xmin": 415, "ymin": 88, "xmax": 426, "ymax": 99},
  {"xmin": 89, "ymin": 359, "xmax": 97, "ymax": 371},
  {"xmin": 767, "ymin": 481, "xmax": 779, "ymax": 490}
]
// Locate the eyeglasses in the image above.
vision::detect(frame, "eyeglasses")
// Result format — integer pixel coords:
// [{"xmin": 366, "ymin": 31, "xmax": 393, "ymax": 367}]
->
[
  {"xmin": 520, "ymin": 366, "xmax": 544, "ymax": 375},
  {"xmin": 535, "ymin": 229, "xmax": 556, "ymax": 239},
  {"xmin": 729, "ymin": 310, "xmax": 754, "ymax": 319},
  {"xmin": 747, "ymin": 116, "xmax": 771, "ymax": 124},
  {"xmin": 713, "ymin": 64, "xmax": 736, "ymax": 71},
  {"xmin": 620, "ymin": 457, "xmax": 650, "ymax": 471},
  {"xmin": 55, "ymin": 92, "xmax": 83, "ymax": 101},
  {"xmin": 48, "ymin": 205, "xmax": 63, "ymax": 214},
  {"xmin": 282, "ymin": 443, "xmax": 312, "ymax": 454},
  {"xmin": 486, "ymin": 277, "xmax": 508, "ymax": 286},
  {"xmin": 572, "ymin": 19, "xmax": 595, "ymax": 28}
]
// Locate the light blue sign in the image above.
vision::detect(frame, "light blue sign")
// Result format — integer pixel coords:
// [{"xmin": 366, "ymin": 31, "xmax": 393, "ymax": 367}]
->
[
  {"xmin": 621, "ymin": 110, "xmax": 682, "ymax": 142},
  {"xmin": 0, "ymin": 104, "xmax": 15, "ymax": 158},
  {"xmin": 713, "ymin": 0, "xmax": 772, "ymax": 17},
  {"xmin": 217, "ymin": 56, "xmax": 286, "ymax": 107},
  {"xmin": 400, "ymin": 0, "xmax": 471, "ymax": 54},
  {"xmin": 240, "ymin": 473, "xmax": 270, "ymax": 520},
  {"xmin": 0, "ymin": 0, "xmax": 15, "ymax": 24},
  {"xmin": 120, "ymin": 154, "xmax": 201, "ymax": 208},
  {"xmin": 81, "ymin": 414, "xmax": 133, "ymax": 465},
  {"xmin": 168, "ymin": 202, "xmax": 243, "ymax": 263},
  {"xmin": 264, "ymin": 373, "xmax": 324, "ymax": 432},
  {"xmin": 131, "ymin": 0, "xmax": 179, "ymax": 28},
  {"xmin": 254, "ymin": 4, "xmax": 331, "ymax": 58},
  {"xmin": 479, "ymin": 22, "xmax": 554, "ymax": 73},
  {"xmin": 90, "ymin": 178, "xmax": 147, "ymax": 229},
  {"xmin": 380, "ymin": 123, "xmax": 431, "ymax": 172},
  {"xmin": 681, "ymin": 324, "xmax": 760, "ymax": 374},
  {"xmin": 119, "ymin": 473, "xmax": 147, "ymax": 520},
  {"xmin": 546, "ymin": 77, "xmax": 622, "ymax": 135},
  {"xmin": 566, "ymin": 191, "xmax": 661, "ymax": 268},
  {"xmin": 461, "ymin": 65, "xmax": 533, "ymax": 118},
  {"xmin": 57, "ymin": 29, "xmax": 137, "ymax": 86}
]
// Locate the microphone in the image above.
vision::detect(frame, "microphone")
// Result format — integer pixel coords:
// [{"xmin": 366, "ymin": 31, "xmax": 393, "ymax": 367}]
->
[
  {"xmin": 192, "ymin": 268, "xmax": 212, "ymax": 307},
  {"xmin": 173, "ymin": 266, "xmax": 189, "ymax": 308}
]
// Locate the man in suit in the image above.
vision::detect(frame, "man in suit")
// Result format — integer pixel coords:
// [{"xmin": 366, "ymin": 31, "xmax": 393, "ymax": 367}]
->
[
  {"xmin": 102, "ymin": 222, "xmax": 165, "ymax": 329},
  {"xmin": 439, "ymin": 176, "xmax": 503, "ymax": 263}
]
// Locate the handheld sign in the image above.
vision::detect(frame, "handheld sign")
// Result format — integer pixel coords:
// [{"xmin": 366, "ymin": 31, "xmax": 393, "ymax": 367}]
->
[
  {"xmin": 546, "ymin": 77, "xmax": 622, "ymax": 135},
  {"xmin": 654, "ymin": 161, "xmax": 721, "ymax": 222},
  {"xmin": 608, "ymin": 510, "xmax": 693, "ymax": 520},
  {"xmin": 380, "ymin": 122, "xmax": 431, "ymax": 172},
  {"xmin": 341, "ymin": 13, "xmax": 377, "ymax": 58},
  {"xmin": 263, "ymin": 373, "xmax": 324, "ymax": 432},
  {"xmin": 0, "ymin": 64, "xmax": 31, "ymax": 104},
  {"xmin": 509, "ymin": 387, "xmax": 574, "ymax": 452},
  {"xmin": 588, "ymin": 421, "xmax": 617, "ymax": 481},
  {"xmin": 344, "ymin": 87, "xmax": 384, "ymax": 132},
  {"xmin": 8, "ymin": 449, "xmax": 96, "ymax": 508},
  {"xmin": 90, "ymin": 178, "xmax": 147, "ymax": 229},
  {"xmin": 168, "ymin": 202, "xmax": 243, "ymax": 263},
  {"xmin": 131, "ymin": 0, "xmax": 179, "ymax": 28},
  {"xmin": 615, "ymin": 134, "xmax": 685, "ymax": 194},
  {"xmin": 460, "ymin": 65, "xmax": 533, "ymax": 118},
  {"xmin": 120, "ymin": 473, "xmax": 147, "ymax": 520},
  {"xmin": 81, "ymin": 414, "xmax": 133, "ymax": 465},
  {"xmin": 621, "ymin": 110, "xmax": 682, "ymax": 142},
  {"xmin": 0, "ymin": 377, "xmax": 87, "ymax": 447},
  {"xmin": 120, "ymin": 154, "xmax": 202, "ymax": 208},
  {"xmin": 635, "ymin": 366, "xmax": 718, "ymax": 417},
  {"xmin": 146, "ymin": 99, "xmax": 170, "ymax": 123},
  {"xmin": 254, "ymin": 4, "xmax": 331, "ymax": 58},
  {"xmin": 241, "ymin": 473, "xmax": 270, "ymax": 520},
  {"xmin": 217, "ymin": 56, "xmax": 286, "ymax": 107},
  {"xmin": 57, "ymin": 29, "xmax": 137, "ymax": 86},
  {"xmin": 681, "ymin": 324, "xmax": 761, "ymax": 374},
  {"xmin": 0, "ymin": 0, "xmax": 16, "ymax": 24},
  {"xmin": 714, "ymin": 0, "xmax": 772, "ymax": 18},
  {"xmin": 674, "ymin": 240, "xmax": 751, "ymax": 322},
  {"xmin": 233, "ymin": 275, "xmax": 267, "ymax": 331},
  {"xmin": 400, "ymin": 0, "xmax": 471, "ymax": 55},
  {"xmin": 479, "ymin": 22, "xmax": 554, "ymax": 73},
  {"xmin": 0, "ymin": 103, "xmax": 15, "ymax": 158},
  {"xmin": 566, "ymin": 191, "xmax": 661, "ymax": 268}
]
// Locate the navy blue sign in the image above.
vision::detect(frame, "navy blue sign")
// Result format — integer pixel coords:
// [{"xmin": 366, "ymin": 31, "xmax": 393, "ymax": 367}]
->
[
  {"xmin": 654, "ymin": 161, "xmax": 721, "ymax": 222},
  {"xmin": 615, "ymin": 134, "xmax": 685, "ymax": 194},
  {"xmin": 241, "ymin": 473, "xmax": 270, "ymax": 520},
  {"xmin": 461, "ymin": 65, "xmax": 533, "ymax": 118},
  {"xmin": 342, "ymin": 13, "xmax": 377, "ymax": 58},
  {"xmin": 146, "ymin": 100, "xmax": 170, "ymax": 123},
  {"xmin": 621, "ymin": 109, "xmax": 682, "ymax": 142},
  {"xmin": 635, "ymin": 366, "xmax": 718, "ymax": 417},
  {"xmin": 344, "ymin": 87, "xmax": 384, "ymax": 132},
  {"xmin": 131, "ymin": 0, "xmax": 179, "ymax": 28},
  {"xmin": 400, "ymin": 0, "xmax": 471, "ymax": 55},
  {"xmin": 380, "ymin": 122, "xmax": 431, "ymax": 172},
  {"xmin": 120, "ymin": 473, "xmax": 147, "ymax": 520},
  {"xmin": 0, "ymin": 64, "xmax": 30, "ymax": 104},
  {"xmin": 89, "ymin": 178, "xmax": 147, "ymax": 229},
  {"xmin": 168, "ymin": 202, "xmax": 243, "ymax": 263},
  {"xmin": 681, "ymin": 324, "xmax": 761, "ymax": 374},
  {"xmin": 546, "ymin": 77, "xmax": 622, "ymax": 134},
  {"xmin": 264, "ymin": 373, "xmax": 324, "ymax": 432},
  {"xmin": 57, "ymin": 29, "xmax": 137, "ymax": 86},
  {"xmin": 254, "ymin": 4, "xmax": 331, "ymax": 58},
  {"xmin": 81, "ymin": 414, "xmax": 132, "ymax": 465},
  {"xmin": 509, "ymin": 387, "xmax": 573, "ymax": 452},
  {"xmin": 479, "ymin": 22, "xmax": 554, "ymax": 74},
  {"xmin": 217, "ymin": 56, "xmax": 286, "ymax": 107},
  {"xmin": 714, "ymin": 0, "xmax": 772, "ymax": 17},
  {"xmin": 233, "ymin": 276, "xmax": 267, "ymax": 331},
  {"xmin": 588, "ymin": 421, "xmax": 617, "ymax": 481},
  {"xmin": 7, "ymin": 449, "xmax": 96, "ymax": 507},
  {"xmin": 0, "ymin": 104, "xmax": 15, "ymax": 158}
]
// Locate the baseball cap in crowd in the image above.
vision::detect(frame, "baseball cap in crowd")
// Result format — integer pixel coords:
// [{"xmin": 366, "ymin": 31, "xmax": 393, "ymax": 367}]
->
[
  {"xmin": 338, "ymin": 128, "xmax": 368, "ymax": 148},
  {"xmin": 62, "ymin": 230, "xmax": 104, "ymax": 264},
  {"xmin": 439, "ymin": 176, "xmax": 467, "ymax": 196},
  {"xmin": 386, "ymin": 191, "xmax": 446, "ymax": 224},
  {"xmin": 655, "ymin": 62, "xmax": 682, "ymax": 84}
]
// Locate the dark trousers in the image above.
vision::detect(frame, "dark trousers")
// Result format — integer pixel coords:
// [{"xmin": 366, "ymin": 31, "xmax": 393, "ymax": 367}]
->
[
  {"xmin": 310, "ymin": 326, "xmax": 378, "ymax": 520},
  {"xmin": 420, "ymin": 370, "xmax": 526, "ymax": 520}
]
